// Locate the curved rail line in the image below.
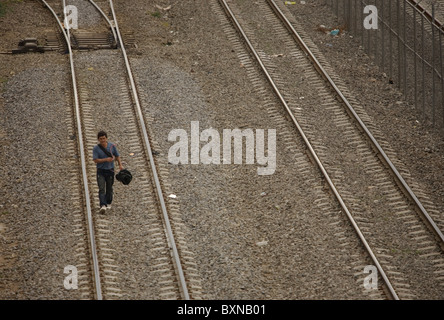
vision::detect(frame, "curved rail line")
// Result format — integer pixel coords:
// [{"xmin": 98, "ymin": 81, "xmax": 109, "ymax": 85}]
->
[
  {"xmin": 40, "ymin": 0, "xmax": 103, "ymax": 300},
  {"xmin": 408, "ymin": 0, "xmax": 444, "ymax": 29},
  {"xmin": 108, "ymin": 0, "xmax": 190, "ymax": 300},
  {"xmin": 220, "ymin": 0, "xmax": 444, "ymax": 300},
  {"xmin": 41, "ymin": 0, "xmax": 190, "ymax": 300},
  {"xmin": 88, "ymin": 0, "xmax": 118, "ymax": 47}
]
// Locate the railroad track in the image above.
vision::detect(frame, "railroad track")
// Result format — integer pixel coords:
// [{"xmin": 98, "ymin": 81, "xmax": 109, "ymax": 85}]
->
[
  {"xmin": 408, "ymin": 0, "xmax": 444, "ymax": 28},
  {"xmin": 40, "ymin": 0, "xmax": 202, "ymax": 300},
  {"xmin": 217, "ymin": 0, "xmax": 444, "ymax": 299}
]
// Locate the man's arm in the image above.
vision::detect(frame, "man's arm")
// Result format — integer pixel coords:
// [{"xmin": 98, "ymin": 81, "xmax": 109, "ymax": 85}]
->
[
  {"xmin": 111, "ymin": 145, "xmax": 124, "ymax": 171},
  {"xmin": 94, "ymin": 157, "xmax": 114, "ymax": 164},
  {"xmin": 115, "ymin": 156, "xmax": 124, "ymax": 171}
]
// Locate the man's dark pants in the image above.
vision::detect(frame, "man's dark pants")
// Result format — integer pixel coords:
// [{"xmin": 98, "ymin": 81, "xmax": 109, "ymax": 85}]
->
[{"xmin": 97, "ymin": 169, "xmax": 115, "ymax": 207}]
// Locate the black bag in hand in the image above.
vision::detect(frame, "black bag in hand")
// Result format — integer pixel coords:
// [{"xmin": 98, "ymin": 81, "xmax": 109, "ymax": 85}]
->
[{"xmin": 116, "ymin": 169, "xmax": 132, "ymax": 185}]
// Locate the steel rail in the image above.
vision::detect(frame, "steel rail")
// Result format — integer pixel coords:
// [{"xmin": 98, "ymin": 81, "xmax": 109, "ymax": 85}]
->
[
  {"xmin": 267, "ymin": 0, "xmax": 444, "ymax": 248},
  {"xmin": 88, "ymin": 0, "xmax": 118, "ymax": 47},
  {"xmin": 218, "ymin": 0, "xmax": 400, "ymax": 300},
  {"xmin": 62, "ymin": 0, "xmax": 104, "ymax": 300},
  {"xmin": 407, "ymin": 0, "xmax": 444, "ymax": 30},
  {"xmin": 108, "ymin": 0, "xmax": 190, "ymax": 300},
  {"xmin": 40, "ymin": 0, "xmax": 103, "ymax": 300}
]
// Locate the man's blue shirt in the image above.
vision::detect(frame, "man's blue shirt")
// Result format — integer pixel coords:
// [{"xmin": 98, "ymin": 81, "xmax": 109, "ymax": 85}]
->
[{"xmin": 93, "ymin": 142, "xmax": 120, "ymax": 171}]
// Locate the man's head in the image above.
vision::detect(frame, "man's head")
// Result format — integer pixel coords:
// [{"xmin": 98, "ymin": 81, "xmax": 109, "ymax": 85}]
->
[{"xmin": 98, "ymin": 131, "xmax": 108, "ymax": 146}]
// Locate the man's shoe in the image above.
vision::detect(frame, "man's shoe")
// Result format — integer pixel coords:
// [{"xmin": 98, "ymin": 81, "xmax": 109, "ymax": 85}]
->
[
  {"xmin": 106, "ymin": 204, "xmax": 112, "ymax": 210},
  {"xmin": 99, "ymin": 205, "xmax": 106, "ymax": 214}
]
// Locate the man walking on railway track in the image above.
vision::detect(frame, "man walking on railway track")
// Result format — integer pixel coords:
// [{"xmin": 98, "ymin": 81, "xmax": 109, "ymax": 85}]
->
[{"xmin": 93, "ymin": 131, "xmax": 124, "ymax": 213}]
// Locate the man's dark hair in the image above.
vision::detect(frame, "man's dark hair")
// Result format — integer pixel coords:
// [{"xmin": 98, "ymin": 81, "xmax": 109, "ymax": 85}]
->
[{"xmin": 98, "ymin": 131, "xmax": 108, "ymax": 139}]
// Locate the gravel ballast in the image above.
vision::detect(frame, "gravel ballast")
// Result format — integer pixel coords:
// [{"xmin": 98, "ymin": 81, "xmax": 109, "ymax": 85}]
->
[{"xmin": 0, "ymin": 0, "xmax": 443, "ymax": 300}]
